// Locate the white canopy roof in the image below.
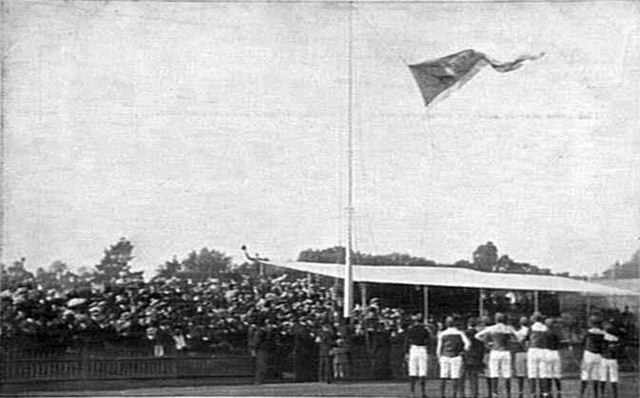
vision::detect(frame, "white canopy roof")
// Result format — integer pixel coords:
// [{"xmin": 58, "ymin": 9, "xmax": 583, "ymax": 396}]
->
[{"xmin": 267, "ymin": 261, "xmax": 639, "ymax": 296}]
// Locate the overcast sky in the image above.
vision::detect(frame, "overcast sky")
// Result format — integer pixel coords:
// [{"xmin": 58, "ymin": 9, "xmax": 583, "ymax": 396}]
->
[{"xmin": 4, "ymin": 0, "xmax": 640, "ymax": 278}]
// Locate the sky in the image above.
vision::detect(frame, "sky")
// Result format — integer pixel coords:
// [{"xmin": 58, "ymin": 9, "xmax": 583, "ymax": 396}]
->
[{"xmin": 3, "ymin": 0, "xmax": 640, "ymax": 278}]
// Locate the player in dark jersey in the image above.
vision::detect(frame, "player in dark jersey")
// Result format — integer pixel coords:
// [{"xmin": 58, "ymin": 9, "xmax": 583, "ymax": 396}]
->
[
  {"xmin": 437, "ymin": 316, "xmax": 471, "ymax": 398},
  {"xmin": 527, "ymin": 312, "xmax": 549, "ymax": 398},
  {"xmin": 600, "ymin": 321, "xmax": 621, "ymax": 398},
  {"xmin": 405, "ymin": 313, "xmax": 433, "ymax": 398},
  {"xmin": 579, "ymin": 315, "xmax": 605, "ymax": 398}
]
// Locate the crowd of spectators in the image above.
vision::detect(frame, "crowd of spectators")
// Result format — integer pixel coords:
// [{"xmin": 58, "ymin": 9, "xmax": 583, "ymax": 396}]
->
[
  {"xmin": 1, "ymin": 270, "xmax": 637, "ymax": 379},
  {"xmin": 0, "ymin": 272, "xmax": 407, "ymax": 359}
]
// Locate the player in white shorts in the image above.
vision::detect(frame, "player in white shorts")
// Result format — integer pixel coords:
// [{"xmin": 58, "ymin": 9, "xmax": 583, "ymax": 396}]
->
[
  {"xmin": 527, "ymin": 312, "xmax": 550, "ymax": 398},
  {"xmin": 475, "ymin": 313, "xmax": 517, "ymax": 398},
  {"xmin": 405, "ymin": 313, "xmax": 433, "ymax": 398},
  {"xmin": 512, "ymin": 316, "xmax": 529, "ymax": 398},
  {"xmin": 579, "ymin": 316, "xmax": 605, "ymax": 398},
  {"xmin": 599, "ymin": 321, "xmax": 621, "ymax": 398},
  {"xmin": 437, "ymin": 316, "xmax": 471, "ymax": 398}
]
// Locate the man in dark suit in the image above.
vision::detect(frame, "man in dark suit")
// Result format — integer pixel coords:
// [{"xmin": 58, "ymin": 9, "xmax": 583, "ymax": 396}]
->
[{"xmin": 317, "ymin": 323, "xmax": 335, "ymax": 383}]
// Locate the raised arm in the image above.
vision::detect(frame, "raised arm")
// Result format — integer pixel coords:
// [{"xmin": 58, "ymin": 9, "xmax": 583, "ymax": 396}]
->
[
  {"xmin": 474, "ymin": 326, "xmax": 490, "ymax": 342},
  {"xmin": 460, "ymin": 330, "xmax": 471, "ymax": 351}
]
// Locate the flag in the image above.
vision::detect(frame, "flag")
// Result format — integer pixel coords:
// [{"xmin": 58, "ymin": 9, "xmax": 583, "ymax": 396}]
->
[{"xmin": 408, "ymin": 49, "xmax": 544, "ymax": 107}]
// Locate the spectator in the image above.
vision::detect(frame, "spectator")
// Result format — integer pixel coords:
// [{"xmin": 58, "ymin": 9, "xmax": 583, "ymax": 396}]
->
[
  {"xmin": 461, "ymin": 317, "xmax": 484, "ymax": 398},
  {"xmin": 317, "ymin": 323, "xmax": 335, "ymax": 383}
]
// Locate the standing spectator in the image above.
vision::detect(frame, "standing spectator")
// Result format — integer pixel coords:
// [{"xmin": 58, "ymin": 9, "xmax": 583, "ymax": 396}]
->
[
  {"xmin": 527, "ymin": 312, "xmax": 549, "ymax": 398},
  {"xmin": 579, "ymin": 315, "xmax": 605, "ymax": 398},
  {"xmin": 317, "ymin": 323, "xmax": 335, "ymax": 383},
  {"xmin": 600, "ymin": 321, "xmax": 621, "ymax": 398},
  {"xmin": 331, "ymin": 337, "xmax": 348, "ymax": 380},
  {"xmin": 172, "ymin": 327, "xmax": 187, "ymax": 355},
  {"xmin": 372, "ymin": 321, "xmax": 392, "ymax": 380},
  {"xmin": 461, "ymin": 317, "xmax": 485, "ymax": 398},
  {"xmin": 512, "ymin": 316, "xmax": 529, "ymax": 398},
  {"xmin": 405, "ymin": 313, "xmax": 432, "ymax": 398},
  {"xmin": 157, "ymin": 324, "xmax": 173, "ymax": 357},
  {"xmin": 437, "ymin": 316, "xmax": 470, "ymax": 398},
  {"xmin": 293, "ymin": 319, "xmax": 315, "ymax": 382},
  {"xmin": 145, "ymin": 326, "xmax": 164, "ymax": 357},
  {"xmin": 251, "ymin": 320, "xmax": 275, "ymax": 385},
  {"xmin": 475, "ymin": 312, "xmax": 517, "ymax": 398}
]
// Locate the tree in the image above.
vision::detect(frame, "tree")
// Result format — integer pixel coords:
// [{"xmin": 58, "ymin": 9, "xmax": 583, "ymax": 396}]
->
[
  {"xmin": 496, "ymin": 255, "xmax": 518, "ymax": 272},
  {"xmin": 297, "ymin": 247, "xmax": 437, "ymax": 266},
  {"xmin": 35, "ymin": 261, "xmax": 79, "ymax": 289},
  {"xmin": 93, "ymin": 238, "xmax": 135, "ymax": 284},
  {"xmin": 156, "ymin": 256, "xmax": 182, "ymax": 279},
  {"xmin": 1, "ymin": 258, "xmax": 35, "ymax": 289},
  {"xmin": 298, "ymin": 246, "xmax": 346, "ymax": 264},
  {"xmin": 472, "ymin": 241, "xmax": 498, "ymax": 272},
  {"xmin": 602, "ymin": 250, "xmax": 639, "ymax": 279},
  {"xmin": 180, "ymin": 248, "xmax": 232, "ymax": 281},
  {"xmin": 453, "ymin": 259, "xmax": 472, "ymax": 269}
]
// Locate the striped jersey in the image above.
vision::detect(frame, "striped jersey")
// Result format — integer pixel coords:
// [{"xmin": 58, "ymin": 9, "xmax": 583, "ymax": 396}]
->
[
  {"xmin": 584, "ymin": 327, "xmax": 605, "ymax": 354},
  {"xmin": 437, "ymin": 327, "xmax": 471, "ymax": 357},
  {"xmin": 527, "ymin": 322, "xmax": 548, "ymax": 349}
]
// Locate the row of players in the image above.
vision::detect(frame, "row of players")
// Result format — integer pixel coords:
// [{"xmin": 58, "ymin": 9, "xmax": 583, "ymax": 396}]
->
[{"xmin": 405, "ymin": 312, "xmax": 621, "ymax": 398}]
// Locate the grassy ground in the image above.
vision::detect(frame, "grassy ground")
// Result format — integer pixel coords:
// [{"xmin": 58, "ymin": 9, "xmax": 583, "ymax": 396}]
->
[{"xmin": 7, "ymin": 374, "xmax": 638, "ymax": 397}]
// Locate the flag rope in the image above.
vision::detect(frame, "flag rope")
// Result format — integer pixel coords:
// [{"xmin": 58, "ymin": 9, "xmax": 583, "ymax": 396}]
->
[{"xmin": 355, "ymin": 6, "xmax": 408, "ymax": 66}]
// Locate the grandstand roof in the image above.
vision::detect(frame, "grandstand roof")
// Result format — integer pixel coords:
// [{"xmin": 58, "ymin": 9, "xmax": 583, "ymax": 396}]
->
[{"xmin": 266, "ymin": 261, "xmax": 640, "ymax": 296}]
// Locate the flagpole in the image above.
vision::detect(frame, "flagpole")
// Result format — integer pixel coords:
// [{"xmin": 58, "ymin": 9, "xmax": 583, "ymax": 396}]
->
[{"xmin": 343, "ymin": 1, "xmax": 354, "ymax": 320}]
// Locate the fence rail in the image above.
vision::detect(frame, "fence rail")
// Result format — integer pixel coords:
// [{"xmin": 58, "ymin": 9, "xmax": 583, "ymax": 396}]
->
[
  {"xmin": 0, "ymin": 355, "xmax": 254, "ymax": 383},
  {"xmin": 1, "ymin": 346, "xmax": 636, "ymax": 385}
]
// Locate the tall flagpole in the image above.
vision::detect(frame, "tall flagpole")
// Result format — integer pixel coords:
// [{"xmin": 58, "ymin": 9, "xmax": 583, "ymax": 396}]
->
[{"xmin": 343, "ymin": 2, "xmax": 354, "ymax": 319}]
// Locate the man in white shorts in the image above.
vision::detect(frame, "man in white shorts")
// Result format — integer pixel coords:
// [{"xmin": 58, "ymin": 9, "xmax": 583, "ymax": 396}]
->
[
  {"xmin": 527, "ymin": 312, "xmax": 549, "ymax": 398},
  {"xmin": 437, "ymin": 316, "xmax": 470, "ymax": 398},
  {"xmin": 579, "ymin": 316, "xmax": 605, "ymax": 398},
  {"xmin": 600, "ymin": 321, "xmax": 621, "ymax": 398},
  {"xmin": 405, "ymin": 313, "xmax": 433, "ymax": 398},
  {"xmin": 512, "ymin": 316, "xmax": 530, "ymax": 398},
  {"xmin": 475, "ymin": 313, "xmax": 517, "ymax": 398}
]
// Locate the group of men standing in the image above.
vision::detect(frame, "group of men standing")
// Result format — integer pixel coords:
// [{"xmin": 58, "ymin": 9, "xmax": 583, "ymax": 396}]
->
[{"xmin": 405, "ymin": 312, "xmax": 624, "ymax": 398}]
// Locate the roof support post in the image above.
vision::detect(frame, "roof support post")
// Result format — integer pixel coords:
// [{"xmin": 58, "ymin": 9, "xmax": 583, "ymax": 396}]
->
[
  {"xmin": 534, "ymin": 290, "xmax": 540, "ymax": 313},
  {"xmin": 423, "ymin": 285, "xmax": 429, "ymax": 323},
  {"xmin": 360, "ymin": 282, "xmax": 367, "ymax": 308},
  {"xmin": 479, "ymin": 288, "xmax": 485, "ymax": 318}
]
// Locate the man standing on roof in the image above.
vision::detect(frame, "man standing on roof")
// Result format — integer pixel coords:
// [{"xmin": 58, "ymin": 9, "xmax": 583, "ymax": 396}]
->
[
  {"xmin": 437, "ymin": 316, "xmax": 471, "ymax": 398},
  {"xmin": 405, "ymin": 313, "xmax": 433, "ymax": 398},
  {"xmin": 475, "ymin": 312, "xmax": 517, "ymax": 398},
  {"xmin": 527, "ymin": 312, "xmax": 549, "ymax": 398},
  {"xmin": 579, "ymin": 315, "xmax": 605, "ymax": 398}
]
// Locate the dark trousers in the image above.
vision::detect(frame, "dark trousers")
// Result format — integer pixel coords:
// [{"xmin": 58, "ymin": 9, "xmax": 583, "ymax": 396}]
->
[
  {"xmin": 461, "ymin": 364, "xmax": 482, "ymax": 398},
  {"xmin": 318, "ymin": 354, "xmax": 332, "ymax": 383},
  {"xmin": 254, "ymin": 350, "xmax": 269, "ymax": 385}
]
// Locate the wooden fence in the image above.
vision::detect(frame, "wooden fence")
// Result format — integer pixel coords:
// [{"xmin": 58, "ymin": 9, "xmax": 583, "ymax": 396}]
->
[
  {"xmin": 1, "ymin": 346, "xmax": 636, "ymax": 386},
  {"xmin": 0, "ymin": 355, "xmax": 254, "ymax": 383}
]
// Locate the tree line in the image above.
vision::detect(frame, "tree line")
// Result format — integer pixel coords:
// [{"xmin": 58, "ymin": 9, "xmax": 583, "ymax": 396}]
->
[{"xmin": 2, "ymin": 239, "xmax": 637, "ymax": 291}]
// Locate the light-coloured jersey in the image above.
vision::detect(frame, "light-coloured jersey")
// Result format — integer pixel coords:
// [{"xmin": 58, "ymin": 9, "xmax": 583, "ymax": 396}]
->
[
  {"xmin": 437, "ymin": 327, "xmax": 471, "ymax": 357},
  {"xmin": 475, "ymin": 323, "xmax": 516, "ymax": 351}
]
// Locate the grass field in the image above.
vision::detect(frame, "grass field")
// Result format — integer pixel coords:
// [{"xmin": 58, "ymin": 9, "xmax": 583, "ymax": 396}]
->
[{"xmin": 10, "ymin": 374, "xmax": 639, "ymax": 397}]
